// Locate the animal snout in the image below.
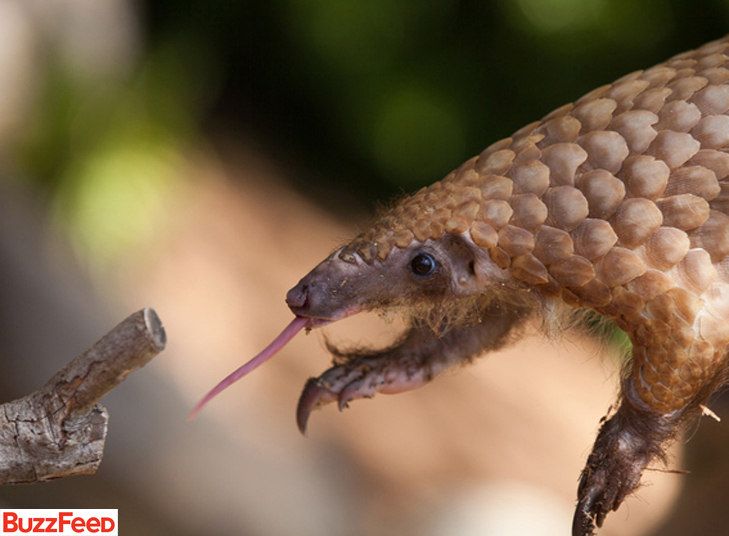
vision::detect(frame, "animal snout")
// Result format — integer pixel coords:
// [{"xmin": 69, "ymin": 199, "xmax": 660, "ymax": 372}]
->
[{"xmin": 285, "ymin": 282, "xmax": 310, "ymax": 313}]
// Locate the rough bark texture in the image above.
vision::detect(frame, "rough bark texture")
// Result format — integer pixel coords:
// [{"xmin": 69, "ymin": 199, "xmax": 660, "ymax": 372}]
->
[{"xmin": 0, "ymin": 307, "xmax": 166, "ymax": 484}]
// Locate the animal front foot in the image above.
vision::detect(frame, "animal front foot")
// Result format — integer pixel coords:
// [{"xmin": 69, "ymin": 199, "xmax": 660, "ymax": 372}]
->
[
  {"xmin": 573, "ymin": 403, "xmax": 676, "ymax": 535},
  {"xmin": 296, "ymin": 353, "xmax": 436, "ymax": 434}
]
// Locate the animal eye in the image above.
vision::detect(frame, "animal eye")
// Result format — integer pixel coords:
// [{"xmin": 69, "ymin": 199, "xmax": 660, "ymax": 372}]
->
[{"xmin": 410, "ymin": 253, "xmax": 437, "ymax": 277}]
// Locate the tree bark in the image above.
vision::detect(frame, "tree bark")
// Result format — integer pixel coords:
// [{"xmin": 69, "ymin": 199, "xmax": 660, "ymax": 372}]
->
[{"xmin": 0, "ymin": 307, "xmax": 166, "ymax": 484}]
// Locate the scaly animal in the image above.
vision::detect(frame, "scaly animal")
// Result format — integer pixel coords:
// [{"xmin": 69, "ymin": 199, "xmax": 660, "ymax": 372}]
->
[{"xmin": 192, "ymin": 35, "xmax": 729, "ymax": 535}]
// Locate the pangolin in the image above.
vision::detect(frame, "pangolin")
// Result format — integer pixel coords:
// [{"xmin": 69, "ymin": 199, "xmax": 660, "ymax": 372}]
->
[{"xmin": 192, "ymin": 35, "xmax": 729, "ymax": 535}]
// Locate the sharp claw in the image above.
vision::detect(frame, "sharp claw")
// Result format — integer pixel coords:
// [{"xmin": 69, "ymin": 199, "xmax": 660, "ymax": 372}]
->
[
  {"xmin": 296, "ymin": 378, "xmax": 337, "ymax": 435},
  {"xmin": 337, "ymin": 396, "xmax": 350, "ymax": 412},
  {"xmin": 295, "ymin": 349, "xmax": 436, "ymax": 433},
  {"xmin": 599, "ymin": 486, "xmax": 619, "ymax": 527},
  {"xmin": 337, "ymin": 379, "xmax": 366, "ymax": 411},
  {"xmin": 295, "ymin": 361, "xmax": 379, "ymax": 432},
  {"xmin": 572, "ymin": 491, "xmax": 597, "ymax": 536},
  {"xmin": 577, "ymin": 466, "xmax": 590, "ymax": 496},
  {"xmin": 571, "ymin": 403, "xmax": 676, "ymax": 535}
]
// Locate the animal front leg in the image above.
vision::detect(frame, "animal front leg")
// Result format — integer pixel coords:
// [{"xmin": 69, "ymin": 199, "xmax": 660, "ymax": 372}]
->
[{"xmin": 296, "ymin": 302, "xmax": 531, "ymax": 433}]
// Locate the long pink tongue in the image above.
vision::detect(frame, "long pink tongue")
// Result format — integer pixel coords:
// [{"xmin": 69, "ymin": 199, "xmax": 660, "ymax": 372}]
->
[{"xmin": 188, "ymin": 316, "xmax": 309, "ymax": 420}]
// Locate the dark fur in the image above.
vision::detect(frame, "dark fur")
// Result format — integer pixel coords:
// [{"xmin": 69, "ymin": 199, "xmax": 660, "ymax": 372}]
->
[
  {"xmin": 573, "ymin": 348, "xmax": 729, "ymax": 535},
  {"xmin": 325, "ymin": 297, "xmax": 536, "ymax": 371}
]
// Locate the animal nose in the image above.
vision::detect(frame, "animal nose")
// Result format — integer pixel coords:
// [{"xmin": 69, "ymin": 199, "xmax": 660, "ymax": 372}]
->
[{"xmin": 285, "ymin": 282, "xmax": 310, "ymax": 312}]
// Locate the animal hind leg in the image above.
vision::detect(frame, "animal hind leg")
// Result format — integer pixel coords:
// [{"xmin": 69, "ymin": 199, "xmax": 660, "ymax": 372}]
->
[
  {"xmin": 572, "ymin": 336, "xmax": 718, "ymax": 535},
  {"xmin": 572, "ymin": 392, "xmax": 679, "ymax": 536}
]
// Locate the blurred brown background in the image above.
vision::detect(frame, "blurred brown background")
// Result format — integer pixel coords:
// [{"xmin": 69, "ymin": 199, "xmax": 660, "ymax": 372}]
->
[{"xmin": 1, "ymin": 1, "xmax": 729, "ymax": 534}]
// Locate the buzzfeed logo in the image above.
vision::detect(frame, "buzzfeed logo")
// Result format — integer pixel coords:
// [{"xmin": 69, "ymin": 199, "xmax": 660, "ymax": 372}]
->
[{"xmin": 0, "ymin": 510, "xmax": 117, "ymax": 535}]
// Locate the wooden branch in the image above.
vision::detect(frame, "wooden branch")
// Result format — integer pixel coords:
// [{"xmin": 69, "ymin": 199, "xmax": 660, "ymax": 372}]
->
[{"xmin": 0, "ymin": 308, "xmax": 166, "ymax": 484}]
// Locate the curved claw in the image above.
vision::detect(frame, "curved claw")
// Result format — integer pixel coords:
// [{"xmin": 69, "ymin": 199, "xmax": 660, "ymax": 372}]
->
[
  {"xmin": 296, "ymin": 378, "xmax": 338, "ymax": 434},
  {"xmin": 572, "ymin": 486, "xmax": 598, "ymax": 536},
  {"xmin": 573, "ymin": 465, "xmax": 623, "ymax": 536},
  {"xmin": 338, "ymin": 379, "xmax": 374, "ymax": 410},
  {"xmin": 295, "ymin": 352, "xmax": 438, "ymax": 434},
  {"xmin": 571, "ymin": 402, "xmax": 678, "ymax": 535},
  {"xmin": 295, "ymin": 363, "xmax": 379, "ymax": 434}
]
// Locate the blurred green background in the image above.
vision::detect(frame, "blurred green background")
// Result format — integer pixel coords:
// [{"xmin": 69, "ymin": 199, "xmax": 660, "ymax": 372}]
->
[{"xmin": 9, "ymin": 0, "xmax": 729, "ymax": 266}]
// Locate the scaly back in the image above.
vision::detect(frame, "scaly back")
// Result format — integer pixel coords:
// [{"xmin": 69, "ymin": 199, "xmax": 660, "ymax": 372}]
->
[{"xmin": 340, "ymin": 36, "xmax": 729, "ymax": 414}]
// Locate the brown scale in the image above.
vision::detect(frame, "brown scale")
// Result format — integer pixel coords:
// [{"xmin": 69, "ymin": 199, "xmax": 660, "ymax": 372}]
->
[
  {"xmin": 315, "ymin": 36, "xmax": 729, "ymax": 535},
  {"xmin": 346, "ymin": 38, "xmax": 729, "ymax": 415}
]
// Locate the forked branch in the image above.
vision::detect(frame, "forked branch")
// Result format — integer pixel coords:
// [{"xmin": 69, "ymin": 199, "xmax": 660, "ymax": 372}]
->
[{"xmin": 0, "ymin": 308, "xmax": 166, "ymax": 484}]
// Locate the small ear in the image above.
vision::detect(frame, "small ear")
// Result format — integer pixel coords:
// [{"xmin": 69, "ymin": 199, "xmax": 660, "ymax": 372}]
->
[
  {"xmin": 437, "ymin": 234, "xmax": 509, "ymax": 292},
  {"xmin": 456, "ymin": 248, "xmax": 508, "ymax": 290}
]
